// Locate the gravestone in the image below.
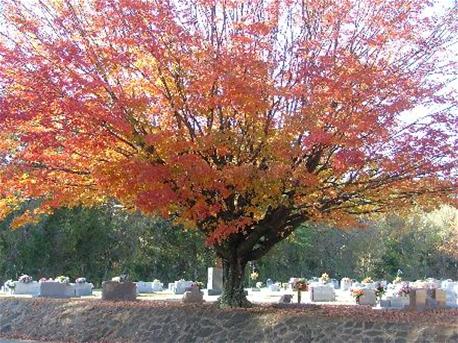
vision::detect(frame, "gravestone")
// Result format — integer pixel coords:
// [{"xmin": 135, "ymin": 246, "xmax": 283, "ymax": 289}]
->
[
  {"xmin": 309, "ymin": 284, "xmax": 336, "ymax": 302},
  {"xmin": 427, "ymin": 288, "xmax": 446, "ymax": 309},
  {"xmin": 14, "ymin": 281, "xmax": 41, "ymax": 296},
  {"xmin": 330, "ymin": 279, "xmax": 339, "ymax": 289},
  {"xmin": 182, "ymin": 284, "xmax": 204, "ymax": 304},
  {"xmin": 389, "ymin": 295, "xmax": 410, "ymax": 309},
  {"xmin": 102, "ymin": 281, "xmax": 137, "ymax": 301},
  {"xmin": 74, "ymin": 282, "xmax": 93, "ymax": 296},
  {"xmin": 269, "ymin": 283, "xmax": 281, "ymax": 292},
  {"xmin": 341, "ymin": 278, "xmax": 352, "ymax": 291},
  {"xmin": 207, "ymin": 267, "xmax": 223, "ymax": 295},
  {"xmin": 40, "ymin": 282, "xmax": 75, "ymax": 298},
  {"xmin": 136, "ymin": 281, "xmax": 153, "ymax": 293},
  {"xmin": 266, "ymin": 279, "xmax": 273, "ymax": 288},
  {"xmin": 279, "ymin": 294, "xmax": 293, "ymax": 304},
  {"xmin": 168, "ymin": 283, "xmax": 175, "ymax": 292},
  {"xmin": 409, "ymin": 289, "xmax": 427, "ymax": 310},
  {"xmin": 173, "ymin": 280, "xmax": 194, "ymax": 294},
  {"xmin": 358, "ymin": 288, "xmax": 377, "ymax": 306},
  {"xmin": 379, "ymin": 299, "xmax": 391, "ymax": 308},
  {"xmin": 151, "ymin": 280, "xmax": 163, "ymax": 292}
]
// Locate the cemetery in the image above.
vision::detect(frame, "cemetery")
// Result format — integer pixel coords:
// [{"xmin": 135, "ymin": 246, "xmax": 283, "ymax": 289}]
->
[{"xmin": 0, "ymin": 0, "xmax": 457, "ymax": 341}]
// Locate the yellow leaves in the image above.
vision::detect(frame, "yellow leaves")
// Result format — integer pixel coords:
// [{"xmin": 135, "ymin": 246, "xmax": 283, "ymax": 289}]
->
[{"xmin": 0, "ymin": 196, "xmax": 19, "ymax": 220}]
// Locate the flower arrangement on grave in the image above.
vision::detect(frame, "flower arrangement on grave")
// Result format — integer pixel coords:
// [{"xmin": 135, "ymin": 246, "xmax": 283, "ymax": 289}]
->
[
  {"xmin": 292, "ymin": 278, "xmax": 308, "ymax": 304},
  {"xmin": 255, "ymin": 281, "xmax": 263, "ymax": 289},
  {"xmin": 112, "ymin": 275, "xmax": 128, "ymax": 282},
  {"xmin": 75, "ymin": 277, "xmax": 87, "ymax": 284},
  {"xmin": 341, "ymin": 277, "xmax": 351, "ymax": 283},
  {"xmin": 18, "ymin": 274, "xmax": 33, "ymax": 283},
  {"xmin": 397, "ymin": 283, "xmax": 411, "ymax": 297},
  {"xmin": 362, "ymin": 277, "xmax": 373, "ymax": 284},
  {"xmin": 153, "ymin": 279, "xmax": 161, "ymax": 283},
  {"xmin": 55, "ymin": 275, "xmax": 70, "ymax": 284},
  {"xmin": 39, "ymin": 277, "xmax": 50, "ymax": 283},
  {"xmin": 393, "ymin": 276, "xmax": 402, "ymax": 284},
  {"xmin": 250, "ymin": 271, "xmax": 259, "ymax": 281},
  {"xmin": 319, "ymin": 273, "xmax": 330, "ymax": 284},
  {"xmin": 5, "ymin": 279, "xmax": 16, "ymax": 290},
  {"xmin": 193, "ymin": 281, "xmax": 205, "ymax": 290},
  {"xmin": 352, "ymin": 289, "xmax": 365, "ymax": 303}
]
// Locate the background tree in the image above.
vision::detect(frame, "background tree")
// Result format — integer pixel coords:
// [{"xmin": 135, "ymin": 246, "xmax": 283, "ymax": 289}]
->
[
  {"xmin": 0, "ymin": 203, "xmax": 215, "ymax": 286},
  {"xmin": 0, "ymin": 0, "xmax": 456, "ymax": 307}
]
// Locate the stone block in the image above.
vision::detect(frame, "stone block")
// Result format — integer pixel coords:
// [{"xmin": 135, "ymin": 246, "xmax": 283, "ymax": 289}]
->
[
  {"xmin": 151, "ymin": 281, "xmax": 163, "ymax": 292},
  {"xmin": 310, "ymin": 285, "xmax": 336, "ymax": 302},
  {"xmin": 74, "ymin": 283, "xmax": 93, "ymax": 296},
  {"xmin": 358, "ymin": 289, "xmax": 377, "ymax": 306},
  {"xmin": 182, "ymin": 286, "xmax": 204, "ymax": 304},
  {"xmin": 102, "ymin": 281, "xmax": 137, "ymax": 301},
  {"xmin": 269, "ymin": 284, "xmax": 281, "ymax": 292},
  {"xmin": 409, "ymin": 289, "xmax": 426, "ymax": 310},
  {"xmin": 207, "ymin": 267, "xmax": 223, "ymax": 295},
  {"xmin": 173, "ymin": 280, "xmax": 194, "ymax": 294},
  {"xmin": 389, "ymin": 295, "xmax": 410, "ymax": 309},
  {"xmin": 433, "ymin": 289, "xmax": 447, "ymax": 308},
  {"xmin": 340, "ymin": 279, "xmax": 352, "ymax": 291},
  {"xmin": 136, "ymin": 281, "xmax": 153, "ymax": 293},
  {"xmin": 14, "ymin": 281, "xmax": 40, "ymax": 296},
  {"xmin": 40, "ymin": 282, "xmax": 75, "ymax": 298},
  {"xmin": 379, "ymin": 299, "xmax": 391, "ymax": 308}
]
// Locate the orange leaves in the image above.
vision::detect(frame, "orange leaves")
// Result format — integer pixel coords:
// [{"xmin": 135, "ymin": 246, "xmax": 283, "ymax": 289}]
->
[{"xmin": 0, "ymin": 0, "xmax": 456, "ymax": 246}]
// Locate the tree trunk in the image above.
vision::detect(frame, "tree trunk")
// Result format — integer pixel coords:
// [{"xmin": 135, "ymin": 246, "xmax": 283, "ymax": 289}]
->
[{"xmin": 218, "ymin": 254, "xmax": 252, "ymax": 308}]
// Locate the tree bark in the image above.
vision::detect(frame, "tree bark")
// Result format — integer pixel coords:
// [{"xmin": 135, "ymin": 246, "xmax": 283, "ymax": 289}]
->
[{"xmin": 217, "ymin": 253, "xmax": 252, "ymax": 308}]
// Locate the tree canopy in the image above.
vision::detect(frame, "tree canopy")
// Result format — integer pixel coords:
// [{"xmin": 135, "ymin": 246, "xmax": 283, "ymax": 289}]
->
[{"xmin": 0, "ymin": 0, "xmax": 456, "ymax": 306}]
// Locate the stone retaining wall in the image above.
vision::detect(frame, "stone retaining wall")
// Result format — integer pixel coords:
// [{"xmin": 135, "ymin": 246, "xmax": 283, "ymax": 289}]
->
[{"xmin": 0, "ymin": 298, "xmax": 457, "ymax": 342}]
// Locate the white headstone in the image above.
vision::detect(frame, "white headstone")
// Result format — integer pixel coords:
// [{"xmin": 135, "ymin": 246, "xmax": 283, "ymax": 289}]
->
[
  {"xmin": 207, "ymin": 267, "xmax": 223, "ymax": 295},
  {"xmin": 309, "ymin": 284, "xmax": 336, "ymax": 302}
]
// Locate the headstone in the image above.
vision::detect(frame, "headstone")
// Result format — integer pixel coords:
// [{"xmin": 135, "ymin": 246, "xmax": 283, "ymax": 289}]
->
[
  {"xmin": 151, "ymin": 280, "xmax": 163, "ymax": 292},
  {"xmin": 207, "ymin": 267, "xmax": 223, "ymax": 295},
  {"xmin": 409, "ymin": 289, "xmax": 427, "ymax": 310},
  {"xmin": 358, "ymin": 288, "xmax": 377, "ymax": 306},
  {"xmin": 102, "ymin": 281, "xmax": 137, "ymax": 301},
  {"xmin": 173, "ymin": 280, "xmax": 194, "ymax": 294},
  {"xmin": 266, "ymin": 279, "xmax": 273, "ymax": 288},
  {"xmin": 168, "ymin": 282, "xmax": 175, "ymax": 292},
  {"xmin": 309, "ymin": 284, "xmax": 336, "ymax": 302},
  {"xmin": 442, "ymin": 281, "xmax": 458, "ymax": 307},
  {"xmin": 40, "ymin": 282, "xmax": 75, "ymax": 298},
  {"xmin": 330, "ymin": 279, "xmax": 339, "ymax": 289},
  {"xmin": 279, "ymin": 294, "xmax": 293, "ymax": 304},
  {"xmin": 389, "ymin": 295, "xmax": 410, "ymax": 309},
  {"xmin": 341, "ymin": 278, "xmax": 352, "ymax": 291},
  {"xmin": 14, "ymin": 281, "xmax": 41, "ymax": 296},
  {"xmin": 74, "ymin": 282, "xmax": 93, "ymax": 296},
  {"xmin": 379, "ymin": 299, "xmax": 391, "ymax": 308},
  {"xmin": 428, "ymin": 288, "xmax": 446, "ymax": 309},
  {"xmin": 136, "ymin": 281, "xmax": 153, "ymax": 293},
  {"xmin": 182, "ymin": 284, "xmax": 204, "ymax": 304},
  {"xmin": 269, "ymin": 283, "xmax": 281, "ymax": 292}
]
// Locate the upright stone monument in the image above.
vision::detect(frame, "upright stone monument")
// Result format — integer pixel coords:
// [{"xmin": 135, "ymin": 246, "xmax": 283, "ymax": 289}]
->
[
  {"xmin": 102, "ymin": 281, "xmax": 137, "ymax": 301},
  {"xmin": 182, "ymin": 284, "xmax": 204, "ymax": 304},
  {"xmin": 207, "ymin": 267, "xmax": 223, "ymax": 295},
  {"xmin": 409, "ymin": 289, "xmax": 427, "ymax": 311}
]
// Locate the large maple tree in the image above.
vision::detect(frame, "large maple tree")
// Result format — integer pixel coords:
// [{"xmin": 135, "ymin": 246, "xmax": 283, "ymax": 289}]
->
[{"xmin": 0, "ymin": 0, "xmax": 456, "ymax": 307}]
